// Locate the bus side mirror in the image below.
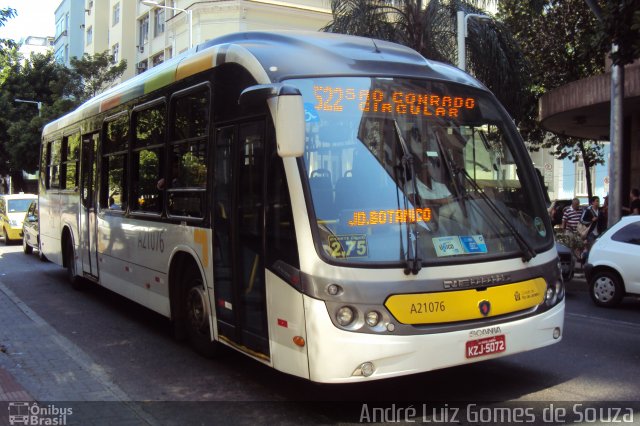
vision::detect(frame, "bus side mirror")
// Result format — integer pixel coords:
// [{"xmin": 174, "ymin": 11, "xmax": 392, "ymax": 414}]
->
[{"xmin": 239, "ymin": 84, "xmax": 305, "ymax": 158}]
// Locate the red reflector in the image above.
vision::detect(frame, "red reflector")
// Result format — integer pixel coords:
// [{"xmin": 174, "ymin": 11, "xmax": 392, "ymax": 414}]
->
[
  {"xmin": 217, "ymin": 299, "xmax": 225, "ymax": 307},
  {"xmin": 277, "ymin": 319, "xmax": 288, "ymax": 328}
]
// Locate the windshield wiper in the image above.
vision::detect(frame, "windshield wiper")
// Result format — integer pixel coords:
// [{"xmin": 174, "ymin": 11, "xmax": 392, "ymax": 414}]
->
[
  {"xmin": 456, "ymin": 166, "xmax": 537, "ymax": 262},
  {"xmin": 433, "ymin": 129, "xmax": 535, "ymax": 262},
  {"xmin": 393, "ymin": 121, "xmax": 422, "ymax": 275}
]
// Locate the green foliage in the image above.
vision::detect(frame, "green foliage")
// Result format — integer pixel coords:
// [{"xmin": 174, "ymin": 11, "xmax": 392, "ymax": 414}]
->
[
  {"xmin": 590, "ymin": 0, "xmax": 640, "ymax": 66},
  {"xmin": 0, "ymin": 49, "xmax": 127, "ymax": 174},
  {"xmin": 69, "ymin": 51, "xmax": 127, "ymax": 101},
  {"xmin": 498, "ymin": 0, "xmax": 611, "ymax": 200}
]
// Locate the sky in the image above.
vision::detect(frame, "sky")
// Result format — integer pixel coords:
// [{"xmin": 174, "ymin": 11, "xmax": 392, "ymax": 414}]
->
[{"xmin": 0, "ymin": 1, "xmax": 57, "ymax": 42}]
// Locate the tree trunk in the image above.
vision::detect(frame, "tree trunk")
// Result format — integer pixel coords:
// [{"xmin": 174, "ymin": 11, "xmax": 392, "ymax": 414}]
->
[{"xmin": 578, "ymin": 140, "xmax": 593, "ymax": 201}]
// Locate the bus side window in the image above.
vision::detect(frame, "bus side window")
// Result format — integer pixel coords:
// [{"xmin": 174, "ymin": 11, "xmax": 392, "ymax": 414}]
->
[
  {"xmin": 167, "ymin": 85, "xmax": 209, "ymax": 219},
  {"xmin": 101, "ymin": 113, "xmax": 129, "ymax": 212},
  {"xmin": 49, "ymin": 140, "xmax": 62, "ymax": 190},
  {"xmin": 131, "ymin": 101, "xmax": 165, "ymax": 215}
]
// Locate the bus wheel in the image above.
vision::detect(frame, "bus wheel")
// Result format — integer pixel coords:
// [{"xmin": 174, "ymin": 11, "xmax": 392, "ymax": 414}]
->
[
  {"xmin": 65, "ymin": 237, "xmax": 82, "ymax": 290},
  {"xmin": 183, "ymin": 268, "xmax": 218, "ymax": 358}
]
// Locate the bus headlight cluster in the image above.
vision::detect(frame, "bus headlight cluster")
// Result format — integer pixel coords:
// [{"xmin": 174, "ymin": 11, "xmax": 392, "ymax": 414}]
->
[
  {"xmin": 334, "ymin": 305, "xmax": 390, "ymax": 331},
  {"xmin": 365, "ymin": 311, "xmax": 381, "ymax": 327},
  {"xmin": 545, "ymin": 279, "xmax": 564, "ymax": 307},
  {"xmin": 336, "ymin": 306, "xmax": 355, "ymax": 326}
]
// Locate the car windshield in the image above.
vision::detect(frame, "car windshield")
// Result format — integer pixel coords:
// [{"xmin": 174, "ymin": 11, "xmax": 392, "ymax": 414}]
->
[
  {"xmin": 286, "ymin": 76, "xmax": 551, "ymax": 267},
  {"xmin": 7, "ymin": 199, "xmax": 35, "ymax": 213}
]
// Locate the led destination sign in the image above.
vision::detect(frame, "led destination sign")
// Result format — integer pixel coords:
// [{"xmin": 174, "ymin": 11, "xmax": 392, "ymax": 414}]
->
[
  {"xmin": 314, "ymin": 85, "xmax": 476, "ymax": 118},
  {"xmin": 348, "ymin": 208, "xmax": 432, "ymax": 227}
]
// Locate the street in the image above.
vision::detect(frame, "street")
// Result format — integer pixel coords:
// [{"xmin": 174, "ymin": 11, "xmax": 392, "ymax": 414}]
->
[{"xmin": 1, "ymin": 241, "xmax": 640, "ymax": 424}]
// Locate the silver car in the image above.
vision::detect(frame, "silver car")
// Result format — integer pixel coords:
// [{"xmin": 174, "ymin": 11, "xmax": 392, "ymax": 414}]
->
[{"xmin": 22, "ymin": 200, "xmax": 46, "ymax": 260}]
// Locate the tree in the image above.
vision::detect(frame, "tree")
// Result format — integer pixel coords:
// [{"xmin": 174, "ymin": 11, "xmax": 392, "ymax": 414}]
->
[
  {"xmin": 498, "ymin": 0, "xmax": 609, "ymax": 201},
  {"xmin": 590, "ymin": 0, "xmax": 640, "ymax": 67},
  {"xmin": 0, "ymin": 50, "xmax": 127, "ymax": 176},
  {"xmin": 69, "ymin": 51, "xmax": 127, "ymax": 101},
  {"xmin": 0, "ymin": 51, "xmax": 73, "ymax": 175},
  {"xmin": 321, "ymin": 0, "xmax": 531, "ymax": 123}
]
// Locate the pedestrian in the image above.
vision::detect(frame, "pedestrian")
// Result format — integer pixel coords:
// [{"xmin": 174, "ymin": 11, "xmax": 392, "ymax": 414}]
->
[
  {"xmin": 561, "ymin": 198, "xmax": 582, "ymax": 233},
  {"xmin": 579, "ymin": 196, "xmax": 601, "ymax": 261},
  {"xmin": 598, "ymin": 195, "xmax": 608, "ymax": 232}
]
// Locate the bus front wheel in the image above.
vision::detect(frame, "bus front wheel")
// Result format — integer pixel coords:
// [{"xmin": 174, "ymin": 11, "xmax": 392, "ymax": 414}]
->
[{"xmin": 183, "ymin": 267, "xmax": 219, "ymax": 358}]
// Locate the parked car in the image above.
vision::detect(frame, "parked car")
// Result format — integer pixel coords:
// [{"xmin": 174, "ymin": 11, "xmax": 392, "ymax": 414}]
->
[
  {"xmin": 22, "ymin": 199, "xmax": 45, "ymax": 260},
  {"xmin": 584, "ymin": 216, "xmax": 640, "ymax": 307},
  {"xmin": 0, "ymin": 193, "xmax": 38, "ymax": 243},
  {"xmin": 556, "ymin": 242, "xmax": 575, "ymax": 282}
]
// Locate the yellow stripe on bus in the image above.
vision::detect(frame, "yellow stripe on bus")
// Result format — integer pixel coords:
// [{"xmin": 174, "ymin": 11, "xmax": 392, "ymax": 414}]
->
[
  {"xmin": 194, "ymin": 229, "xmax": 209, "ymax": 269},
  {"xmin": 176, "ymin": 52, "xmax": 215, "ymax": 81},
  {"xmin": 385, "ymin": 278, "xmax": 546, "ymax": 324}
]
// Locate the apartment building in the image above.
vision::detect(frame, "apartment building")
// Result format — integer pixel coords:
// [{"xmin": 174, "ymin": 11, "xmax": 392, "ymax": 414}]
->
[
  {"xmin": 53, "ymin": 0, "xmax": 85, "ymax": 67},
  {"xmin": 73, "ymin": 0, "xmax": 331, "ymax": 83}
]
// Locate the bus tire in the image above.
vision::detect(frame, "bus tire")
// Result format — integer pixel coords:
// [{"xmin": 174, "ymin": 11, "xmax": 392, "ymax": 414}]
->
[
  {"xmin": 183, "ymin": 267, "xmax": 219, "ymax": 358},
  {"xmin": 65, "ymin": 237, "xmax": 82, "ymax": 290}
]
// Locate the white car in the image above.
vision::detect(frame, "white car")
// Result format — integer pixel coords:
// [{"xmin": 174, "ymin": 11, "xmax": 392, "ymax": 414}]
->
[{"xmin": 584, "ymin": 216, "xmax": 640, "ymax": 307}]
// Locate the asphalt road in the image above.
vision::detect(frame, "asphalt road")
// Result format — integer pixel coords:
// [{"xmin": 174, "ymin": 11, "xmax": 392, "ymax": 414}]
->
[{"xmin": 2, "ymin": 242, "xmax": 639, "ymax": 424}]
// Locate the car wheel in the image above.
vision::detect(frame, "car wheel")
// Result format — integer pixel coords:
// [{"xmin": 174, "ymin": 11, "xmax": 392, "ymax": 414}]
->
[
  {"xmin": 3, "ymin": 228, "xmax": 9, "ymax": 245},
  {"xmin": 183, "ymin": 267, "xmax": 219, "ymax": 358},
  {"xmin": 589, "ymin": 270, "xmax": 624, "ymax": 307},
  {"xmin": 23, "ymin": 236, "xmax": 33, "ymax": 254}
]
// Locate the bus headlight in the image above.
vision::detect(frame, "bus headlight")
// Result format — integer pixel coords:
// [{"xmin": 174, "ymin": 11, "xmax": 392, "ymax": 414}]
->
[
  {"xmin": 545, "ymin": 284, "xmax": 558, "ymax": 306},
  {"xmin": 365, "ymin": 311, "xmax": 380, "ymax": 327},
  {"xmin": 336, "ymin": 306, "xmax": 355, "ymax": 326}
]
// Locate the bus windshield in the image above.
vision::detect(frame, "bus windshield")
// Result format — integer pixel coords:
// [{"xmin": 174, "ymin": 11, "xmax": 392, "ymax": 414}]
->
[{"xmin": 286, "ymin": 76, "xmax": 551, "ymax": 266}]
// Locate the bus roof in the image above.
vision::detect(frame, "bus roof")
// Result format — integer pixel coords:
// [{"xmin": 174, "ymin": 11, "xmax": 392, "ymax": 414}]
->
[{"xmin": 43, "ymin": 31, "xmax": 486, "ymax": 135}]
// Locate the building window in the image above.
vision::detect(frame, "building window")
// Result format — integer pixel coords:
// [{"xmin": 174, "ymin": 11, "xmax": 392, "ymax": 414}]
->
[
  {"xmin": 112, "ymin": 43, "xmax": 119, "ymax": 63},
  {"xmin": 154, "ymin": 8, "xmax": 165, "ymax": 37},
  {"xmin": 55, "ymin": 15, "xmax": 67, "ymax": 39},
  {"xmin": 112, "ymin": 3, "xmax": 120, "ymax": 26},
  {"xmin": 86, "ymin": 26, "xmax": 93, "ymax": 46},
  {"xmin": 138, "ymin": 14, "xmax": 149, "ymax": 49},
  {"xmin": 151, "ymin": 52, "xmax": 164, "ymax": 67},
  {"xmin": 137, "ymin": 59, "xmax": 148, "ymax": 74},
  {"xmin": 575, "ymin": 161, "xmax": 595, "ymax": 196}
]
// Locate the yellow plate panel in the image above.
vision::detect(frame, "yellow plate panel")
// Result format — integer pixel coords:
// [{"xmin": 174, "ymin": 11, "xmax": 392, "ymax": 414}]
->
[{"xmin": 385, "ymin": 278, "xmax": 546, "ymax": 324}]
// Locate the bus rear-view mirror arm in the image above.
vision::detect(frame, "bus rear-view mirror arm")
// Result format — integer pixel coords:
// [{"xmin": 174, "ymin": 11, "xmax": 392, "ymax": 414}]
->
[{"xmin": 239, "ymin": 84, "xmax": 305, "ymax": 158}]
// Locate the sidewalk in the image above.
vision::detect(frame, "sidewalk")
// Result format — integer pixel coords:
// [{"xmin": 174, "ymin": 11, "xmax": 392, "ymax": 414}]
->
[{"xmin": 0, "ymin": 280, "xmax": 158, "ymax": 425}]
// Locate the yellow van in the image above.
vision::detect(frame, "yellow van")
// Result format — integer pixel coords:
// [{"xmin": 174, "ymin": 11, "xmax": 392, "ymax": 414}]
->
[{"xmin": 0, "ymin": 193, "xmax": 38, "ymax": 243}]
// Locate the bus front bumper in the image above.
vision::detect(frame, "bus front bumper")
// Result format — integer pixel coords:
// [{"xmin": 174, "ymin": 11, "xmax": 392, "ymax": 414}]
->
[{"xmin": 303, "ymin": 296, "xmax": 565, "ymax": 383}]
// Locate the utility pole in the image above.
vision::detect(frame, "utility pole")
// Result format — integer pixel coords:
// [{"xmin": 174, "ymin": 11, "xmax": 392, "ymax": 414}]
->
[{"xmin": 585, "ymin": 0, "xmax": 623, "ymax": 227}]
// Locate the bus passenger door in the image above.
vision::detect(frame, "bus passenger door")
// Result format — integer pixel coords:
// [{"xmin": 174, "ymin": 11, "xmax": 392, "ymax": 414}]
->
[
  {"xmin": 80, "ymin": 133, "xmax": 99, "ymax": 279},
  {"xmin": 213, "ymin": 121, "xmax": 270, "ymax": 357}
]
